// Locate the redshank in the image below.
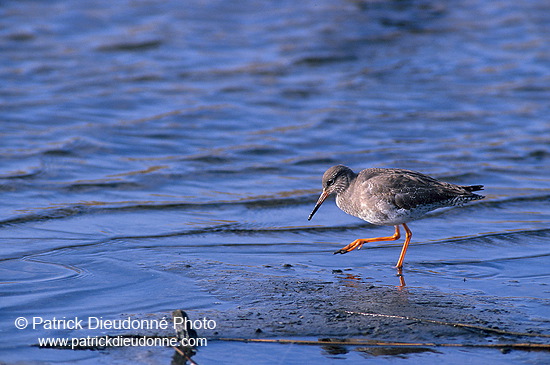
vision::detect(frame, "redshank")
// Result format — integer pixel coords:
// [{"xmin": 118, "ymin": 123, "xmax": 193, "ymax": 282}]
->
[{"xmin": 308, "ymin": 165, "xmax": 484, "ymax": 269}]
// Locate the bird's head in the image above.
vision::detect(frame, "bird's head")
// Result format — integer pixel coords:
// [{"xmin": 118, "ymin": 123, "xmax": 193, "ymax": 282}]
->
[{"xmin": 308, "ymin": 165, "xmax": 354, "ymax": 220}]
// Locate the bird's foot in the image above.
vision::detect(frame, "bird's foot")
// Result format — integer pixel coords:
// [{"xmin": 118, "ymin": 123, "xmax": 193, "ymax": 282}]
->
[
  {"xmin": 333, "ymin": 248, "xmax": 349, "ymax": 255},
  {"xmin": 333, "ymin": 239, "xmax": 364, "ymax": 254}
]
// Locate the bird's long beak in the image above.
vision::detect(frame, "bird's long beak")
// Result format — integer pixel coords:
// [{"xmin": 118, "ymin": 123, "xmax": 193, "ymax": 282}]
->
[{"xmin": 308, "ymin": 190, "xmax": 329, "ymax": 221}]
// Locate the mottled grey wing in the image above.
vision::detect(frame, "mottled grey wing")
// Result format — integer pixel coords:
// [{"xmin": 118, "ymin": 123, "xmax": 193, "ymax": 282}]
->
[{"xmin": 385, "ymin": 171, "xmax": 464, "ymax": 210}]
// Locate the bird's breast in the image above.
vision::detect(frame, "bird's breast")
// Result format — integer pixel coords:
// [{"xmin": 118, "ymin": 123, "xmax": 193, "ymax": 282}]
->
[{"xmin": 335, "ymin": 184, "xmax": 416, "ymax": 226}]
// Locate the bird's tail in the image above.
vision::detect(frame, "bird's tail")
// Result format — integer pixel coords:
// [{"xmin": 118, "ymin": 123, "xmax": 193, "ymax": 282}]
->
[
  {"xmin": 463, "ymin": 184, "xmax": 484, "ymax": 192},
  {"xmin": 460, "ymin": 184, "xmax": 485, "ymax": 201}
]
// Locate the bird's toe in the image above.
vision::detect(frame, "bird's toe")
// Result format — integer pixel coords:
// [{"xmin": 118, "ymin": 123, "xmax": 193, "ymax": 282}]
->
[{"xmin": 333, "ymin": 249, "xmax": 348, "ymax": 255}]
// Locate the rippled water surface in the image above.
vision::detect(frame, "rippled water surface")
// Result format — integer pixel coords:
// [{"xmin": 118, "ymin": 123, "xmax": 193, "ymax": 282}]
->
[{"xmin": 1, "ymin": 0, "xmax": 549, "ymax": 364}]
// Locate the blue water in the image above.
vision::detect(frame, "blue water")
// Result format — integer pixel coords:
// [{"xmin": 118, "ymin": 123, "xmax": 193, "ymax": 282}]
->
[{"xmin": 1, "ymin": 0, "xmax": 549, "ymax": 364}]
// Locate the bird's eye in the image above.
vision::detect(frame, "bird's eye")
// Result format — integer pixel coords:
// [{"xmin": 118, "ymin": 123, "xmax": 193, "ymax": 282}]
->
[{"xmin": 327, "ymin": 178, "xmax": 335, "ymax": 186}]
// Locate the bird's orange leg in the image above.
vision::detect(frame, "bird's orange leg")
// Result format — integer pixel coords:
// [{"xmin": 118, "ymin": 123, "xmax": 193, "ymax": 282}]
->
[
  {"xmin": 395, "ymin": 223, "xmax": 412, "ymax": 269},
  {"xmin": 334, "ymin": 225, "xmax": 401, "ymax": 254}
]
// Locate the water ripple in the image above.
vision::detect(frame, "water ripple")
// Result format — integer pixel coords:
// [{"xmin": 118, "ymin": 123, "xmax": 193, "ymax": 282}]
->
[{"xmin": 1, "ymin": 0, "xmax": 549, "ymax": 362}]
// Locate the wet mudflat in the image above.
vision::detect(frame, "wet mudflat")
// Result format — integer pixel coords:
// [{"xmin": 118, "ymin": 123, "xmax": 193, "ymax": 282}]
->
[
  {"xmin": 1, "ymin": 0, "xmax": 549, "ymax": 364},
  {"xmin": 24, "ymin": 257, "xmax": 550, "ymax": 364}
]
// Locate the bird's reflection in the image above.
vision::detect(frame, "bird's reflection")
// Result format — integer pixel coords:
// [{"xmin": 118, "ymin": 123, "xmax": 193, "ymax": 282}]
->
[
  {"xmin": 333, "ymin": 269, "xmax": 406, "ymax": 288},
  {"xmin": 334, "ymin": 272, "xmax": 364, "ymax": 288},
  {"xmin": 396, "ymin": 268, "xmax": 406, "ymax": 288}
]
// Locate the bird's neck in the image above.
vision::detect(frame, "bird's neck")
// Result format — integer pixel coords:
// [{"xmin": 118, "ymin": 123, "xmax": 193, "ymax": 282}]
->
[{"xmin": 335, "ymin": 179, "xmax": 359, "ymax": 216}]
